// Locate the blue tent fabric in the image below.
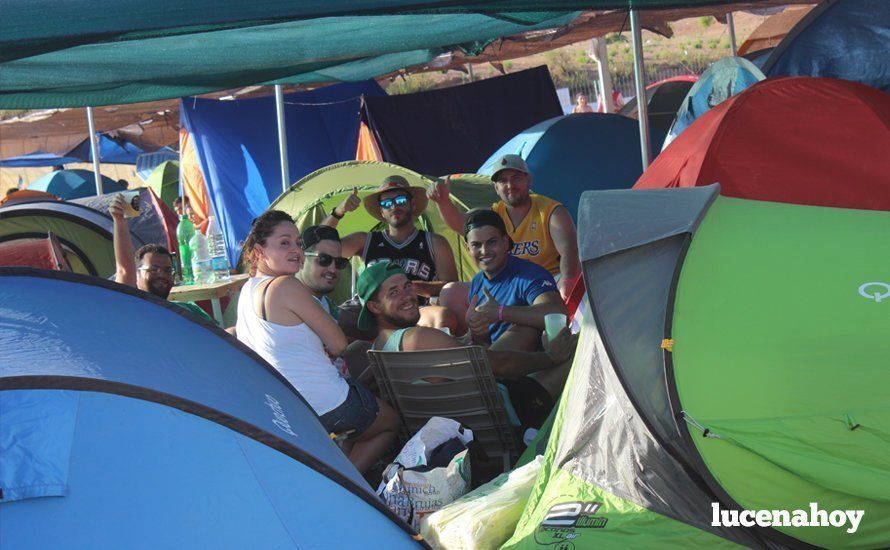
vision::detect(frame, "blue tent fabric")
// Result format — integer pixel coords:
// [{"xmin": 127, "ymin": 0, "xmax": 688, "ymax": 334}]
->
[
  {"xmin": 65, "ymin": 133, "xmax": 151, "ymax": 165},
  {"xmin": 363, "ymin": 66, "xmax": 563, "ymax": 177},
  {"xmin": 27, "ymin": 169, "xmax": 125, "ymax": 199},
  {"xmin": 763, "ymin": 0, "xmax": 890, "ymax": 92},
  {"xmin": 479, "ymin": 113, "xmax": 643, "ymax": 219},
  {"xmin": 0, "ymin": 151, "xmax": 82, "ymax": 167},
  {"xmin": 664, "ymin": 56, "xmax": 765, "ymax": 147},
  {"xmin": 0, "ymin": 269, "xmax": 417, "ymax": 547},
  {"xmin": 181, "ymin": 80, "xmax": 385, "ymax": 264},
  {"xmin": 0, "ymin": 390, "xmax": 78, "ymax": 502}
]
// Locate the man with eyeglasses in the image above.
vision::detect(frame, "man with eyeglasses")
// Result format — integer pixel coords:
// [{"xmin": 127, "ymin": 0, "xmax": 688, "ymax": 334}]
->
[
  {"xmin": 323, "ymin": 175, "xmax": 459, "ymax": 332},
  {"xmin": 110, "ymin": 194, "xmax": 213, "ymax": 323}
]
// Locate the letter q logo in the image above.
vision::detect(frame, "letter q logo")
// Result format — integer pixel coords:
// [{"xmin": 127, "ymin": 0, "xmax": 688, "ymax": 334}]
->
[{"xmin": 859, "ymin": 282, "xmax": 890, "ymax": 303}]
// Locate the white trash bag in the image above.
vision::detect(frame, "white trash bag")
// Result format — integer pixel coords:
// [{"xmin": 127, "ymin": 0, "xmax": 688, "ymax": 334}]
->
[
  {"xmin": 377, "ymin": 417, "xmax": 474, "ymax": 529},
  {"xmin": 420, "ymin": 455, "xmax": 544, "ymax": 550}
]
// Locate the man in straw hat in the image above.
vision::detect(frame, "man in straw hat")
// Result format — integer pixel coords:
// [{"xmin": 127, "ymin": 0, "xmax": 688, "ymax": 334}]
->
[
  {"xmin": 322, "ymin": 174, "xmax": 459, "ymax": 332},
  {"xmin": 428, "ymin": 154, "xmax": 579, "ymax": 299}
]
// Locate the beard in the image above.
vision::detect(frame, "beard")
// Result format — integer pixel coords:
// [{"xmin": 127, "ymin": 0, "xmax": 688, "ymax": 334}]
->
[
  {"xmin": 148, "ymin": 280, "xmax": 173, "ymax": 299},
  {"xmin": 381, "ymin": 307, "xmax": 421, "ymax": 328}
]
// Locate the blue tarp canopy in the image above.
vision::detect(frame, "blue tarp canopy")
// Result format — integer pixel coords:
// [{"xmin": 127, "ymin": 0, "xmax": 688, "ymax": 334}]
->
[
  {"xmin": 479, "ymin": 113, "xmax": 643, "ymax": 219},
  {"xmin": 181, "ymin": 80, "xmax": 385, "ymax": 263},
  {"xmin": 65, "ymin": 133, "xmax": 155, "ymax": 165},
  {"xmin": 0, "ymin": 151, "xmax": 82, "ymax": 167},
  {"xmin": 763, "ymin": 0, "xmax": 890, "ymax": 92},
  {"xmin": 0, "ymin": 269, "xmax": 417, "ymax": 547}
]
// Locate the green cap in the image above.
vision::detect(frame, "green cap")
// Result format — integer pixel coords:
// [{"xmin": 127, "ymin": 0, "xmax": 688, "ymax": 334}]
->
[
  {"xmin": 356, "ymin": 262, "xmax": 406, "ymax": 331},
  {"xmin": 490, "ymin": 153, "xmax": 531, "ymax": 182}
]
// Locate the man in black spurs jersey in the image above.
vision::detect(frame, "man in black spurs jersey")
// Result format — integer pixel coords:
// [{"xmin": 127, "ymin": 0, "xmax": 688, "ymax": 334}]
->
[{"xmin": 322, "ymin": 175, "xmax": 459, "ymax": 332}]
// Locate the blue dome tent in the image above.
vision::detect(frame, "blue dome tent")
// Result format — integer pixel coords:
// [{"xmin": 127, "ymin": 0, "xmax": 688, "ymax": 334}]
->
[
  {"xmin": 0, "ymin": 269, "xmax": 419, "ymax": 548},
  {"xmin": 479, "ymin": 113, "xmax": 643, "ymax": 220},
  {"xmin": 762, "ymin": 0, "xmax": 890, "ymax": 92},
  {"xmin": 663, "ymin": 56, "xmax": 765, "ymax": 149},
  {"xmin": 27, "ymin": 169, "xmax": 126, "ymax": 200}
]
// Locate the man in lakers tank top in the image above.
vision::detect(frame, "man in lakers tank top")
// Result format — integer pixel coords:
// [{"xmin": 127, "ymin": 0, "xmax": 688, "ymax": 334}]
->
[
  {"xmin": 322, "ymin": 175, "xmax": 459, "ymax": 332},
  {"xmin": 428, "ymin": 154, "xmax": 579, "ymax": 299}
]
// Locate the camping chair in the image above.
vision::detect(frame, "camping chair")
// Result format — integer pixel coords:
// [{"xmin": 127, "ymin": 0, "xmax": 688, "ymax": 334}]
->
[{"xmin": 367, "ymin": 345, "xmax": 520, "ymax": 473}]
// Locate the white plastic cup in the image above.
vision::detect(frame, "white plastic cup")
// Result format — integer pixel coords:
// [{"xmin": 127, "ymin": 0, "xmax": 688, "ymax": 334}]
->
[{"xmin": 544, "ymin": 313, "xmax": 567, "ymax": 341}]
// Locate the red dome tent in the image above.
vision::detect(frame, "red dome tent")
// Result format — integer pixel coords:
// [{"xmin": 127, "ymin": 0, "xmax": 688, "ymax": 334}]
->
[{"xmin": 635, "ymin": 77, "xmax": 890, "ymax": 211}]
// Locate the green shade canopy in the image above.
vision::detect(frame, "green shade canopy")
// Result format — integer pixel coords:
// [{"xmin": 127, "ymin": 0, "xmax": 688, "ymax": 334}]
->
[{"xmin": 2, "ymin": 1, "xmax": 772, "ymax": 63}]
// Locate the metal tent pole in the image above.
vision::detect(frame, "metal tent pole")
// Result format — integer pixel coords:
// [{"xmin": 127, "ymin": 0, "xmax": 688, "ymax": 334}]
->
[
  {"xmin": 274, "ymin": 84, "xmax": 290, "ymax": 193},
  {"xmin": 630, "ymin": 10, "xmax": 652, "ymax": 170},
  {"xmin": 591, "ymin": 38, "xmax": 614, "ymax": 113},
  {"xmin": 727, "ymin": 12, "xmax": 738, "ymax": 55},
  {"xmin": 467, "ymin": 63, "xmax": 475, "ymax": 82},
  {"xmin": 86, "ymin": 107, "xmax": 104, "ymax": 194}
]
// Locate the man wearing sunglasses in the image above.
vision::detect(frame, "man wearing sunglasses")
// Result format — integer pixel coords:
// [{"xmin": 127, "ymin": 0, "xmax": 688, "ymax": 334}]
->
[
  {"xmin": 323, "ymin": 175, "xmax": 459, "ymax": 332},
  {"xmin": 110, "ymin": 193, "xmax": 214, "ymax": 323},
  {"xmin": 297, "ymin": 225, "xmax": 350, "ymax": 318}
]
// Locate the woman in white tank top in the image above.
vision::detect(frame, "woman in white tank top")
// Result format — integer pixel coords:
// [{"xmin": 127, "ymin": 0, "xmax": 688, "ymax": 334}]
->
[{"xmin": 236, "ymin": 211, "xmax": 398, "ymax": 473}]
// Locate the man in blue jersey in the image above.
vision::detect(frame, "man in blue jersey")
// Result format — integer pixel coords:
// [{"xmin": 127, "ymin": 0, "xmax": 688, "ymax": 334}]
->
[{"xmin": 462, "ymin": 209, "xmax": 568, "ymax": 351}]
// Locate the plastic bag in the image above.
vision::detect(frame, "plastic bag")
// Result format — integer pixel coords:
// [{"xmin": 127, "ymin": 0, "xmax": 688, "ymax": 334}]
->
[
  {"xmin": 377, "ymin": 417, "xmax": 474, "ymax": 529},
  {"xmin": 420, "ymin": 455, "xmax": 544, "ymax": 550}
]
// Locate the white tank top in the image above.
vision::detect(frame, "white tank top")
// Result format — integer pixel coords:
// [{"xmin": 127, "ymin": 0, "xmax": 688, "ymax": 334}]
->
[{"xmin": 236, "ymin": 275, "xmax": 349, "ymax": 416}]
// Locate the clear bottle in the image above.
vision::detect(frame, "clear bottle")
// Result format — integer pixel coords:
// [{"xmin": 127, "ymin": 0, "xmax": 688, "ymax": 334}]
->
[
  {"xmin": 190, "ymin": 232, "xmax": 214, "ymax": 285},
  {"xmin": 205, "ymin": 215, "xmax": 230, "ymax": 281},
  {"xmin": 176, "ymin": 215, "xmax": 196, "ymax": 284}
]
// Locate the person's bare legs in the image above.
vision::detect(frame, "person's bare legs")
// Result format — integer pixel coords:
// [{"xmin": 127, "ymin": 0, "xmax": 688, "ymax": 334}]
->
[
  {"xmin": 438, "ymin": 282, "xmax": 470, "ymax": 336},
  {"xmin": 348, "ymin": 398, "xmax": 399, "ymax": 473},
  {"xmin": 417, "ymin": 305, "xmax": 458, "ymax": 334}
]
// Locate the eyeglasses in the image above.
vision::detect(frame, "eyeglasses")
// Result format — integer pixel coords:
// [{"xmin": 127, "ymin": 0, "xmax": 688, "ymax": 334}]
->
[
  {"xmin": 379, "ymin": 194, "xmax": 410, "ymax": 210},
  {"xmin": 138, "ymin": 265, "xmax": 175, "ymax": 275},
  {"xmin": 304, "ymin": 252, "xmax": 349, "ymax": 270}
]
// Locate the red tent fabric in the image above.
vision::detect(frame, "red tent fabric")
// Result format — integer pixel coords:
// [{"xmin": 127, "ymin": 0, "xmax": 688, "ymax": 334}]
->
[
  {"xmin": 0, "ymin": 234, "xmax": 70, "ymax": 271},
  {"xmin": 634, "ymin": 77, "xmax": 890, "ymax": 211}
]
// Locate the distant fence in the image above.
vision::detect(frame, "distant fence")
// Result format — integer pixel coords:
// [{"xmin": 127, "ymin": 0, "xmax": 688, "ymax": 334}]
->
[{"xmin": 565, "ymin": 62, "xmax": 708, "ymax": 104}]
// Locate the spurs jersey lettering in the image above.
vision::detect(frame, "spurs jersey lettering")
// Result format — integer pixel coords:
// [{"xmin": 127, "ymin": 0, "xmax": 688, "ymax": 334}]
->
[
  {"xmin": 362, "ymin": 229, "xmax": 437, "ymax": 281},
  {"xmin": 493, "ymin": 194, "xmax": 561, "ymax": 275}
]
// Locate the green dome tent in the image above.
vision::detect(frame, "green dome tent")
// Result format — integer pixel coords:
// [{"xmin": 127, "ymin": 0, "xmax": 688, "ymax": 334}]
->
[
  {"xmin": 0, "ymin": 201, "xmax": 145, "ymax": 277},
  {"xmin": 269, "ymin": 161, "xmax": 498, "ymax": 303},
  {"xmin": 504, "ymin": 185, "xmax": 890, "ymax": 548},
  {"xmin": 145, "ymin": 160, "xmax": 179, "ymax": 210}
]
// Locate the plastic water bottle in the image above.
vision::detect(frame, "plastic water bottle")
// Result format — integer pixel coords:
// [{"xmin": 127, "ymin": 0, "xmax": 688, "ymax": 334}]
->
[
  {"xmin": 205, "ymin": 215, "xmax": 230, "ymax": 281},
  {"xmin": 190, "ymin": 232, "xmax": 214, "ymax": 285},
  {"xmin": 176, "ymin": 215, "xmax": 196, "ymax": 284}
]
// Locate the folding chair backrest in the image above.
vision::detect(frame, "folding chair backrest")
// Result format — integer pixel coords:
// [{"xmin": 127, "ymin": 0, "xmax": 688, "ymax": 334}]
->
[{"xmin": 368, "ymin": 346, "xmax": 518, "ymax": 470}]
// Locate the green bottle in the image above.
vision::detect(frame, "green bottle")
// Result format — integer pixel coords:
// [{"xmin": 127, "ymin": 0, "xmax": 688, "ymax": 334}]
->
[{"xmin": 176, "ymin": 215, "xmax": 196, "ymax": 284}]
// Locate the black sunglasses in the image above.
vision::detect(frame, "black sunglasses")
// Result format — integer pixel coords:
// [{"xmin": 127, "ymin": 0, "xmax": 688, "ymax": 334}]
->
[
  {"xmin": 304, "ymin": 251, "xmax": 349, "ymax": 270},
  {"xmin": 379, "ymin": 194, "xmax": 410, "ymax": 210}
]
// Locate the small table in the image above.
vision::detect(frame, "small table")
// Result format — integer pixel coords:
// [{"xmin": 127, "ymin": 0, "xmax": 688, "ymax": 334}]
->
[{"xmin": 168, "ymin": 273, "xmax": 249, "ymax": 327}]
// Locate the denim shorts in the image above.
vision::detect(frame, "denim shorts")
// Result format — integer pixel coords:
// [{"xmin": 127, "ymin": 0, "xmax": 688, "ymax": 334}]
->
[{"xmin": 319, "ymin": 378, "xmax": 379, "ymax": 438}]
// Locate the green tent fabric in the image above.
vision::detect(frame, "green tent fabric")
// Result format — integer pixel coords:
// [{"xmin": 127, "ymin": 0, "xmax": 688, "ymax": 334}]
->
[
  {"xmin": 502, "ymin": 185, "xmax": 890, "ymax": 548},
  {"xmin": 267, "ymin": 161, "xmax": 497, "ymax": 304},
  {"xmin": 0, "ymin": 201, "xmax": 146, "ymax": 277},
  {"xmin": 2, "ymin": 1, "xmax": 766, "ymax": 64},
  {"xmin": 0, "ymin": 12, "xmax": 579, "ymax": 108},
  {"xmin": 145, "ymin": 161, "xmax": 180, "ymax": 210}
]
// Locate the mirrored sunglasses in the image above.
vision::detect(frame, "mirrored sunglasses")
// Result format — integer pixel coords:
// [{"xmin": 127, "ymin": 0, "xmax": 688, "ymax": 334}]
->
[{"xmin": 379, "ymin": 194, "xmax": 410, "ymax": 210}]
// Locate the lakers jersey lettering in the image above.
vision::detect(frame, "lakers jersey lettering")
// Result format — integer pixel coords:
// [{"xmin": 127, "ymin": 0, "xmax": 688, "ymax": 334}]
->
[{"xmin": 493, "ymin": 195, "xmax": 562, "ymax": 275}]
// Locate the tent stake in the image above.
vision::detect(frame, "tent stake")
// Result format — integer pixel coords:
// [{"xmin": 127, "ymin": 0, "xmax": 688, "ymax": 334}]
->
[
  {"xmin": 467, "ymin": 63, "xmax": 475, "ymax": 82},
  {"xmin": 274, "ymin": 84, "xmax": 290, "ymax": 193},
  {"xmin": 86, "ymin": 107, "xmax": 104, "ymax": 195},
  {"xmin": 727, "ymin": 12, "xmax": 738, "ymax": 55},
  {"xmin": 630, "ymin": 9, "xmax": 651, "ymax": 170}
]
